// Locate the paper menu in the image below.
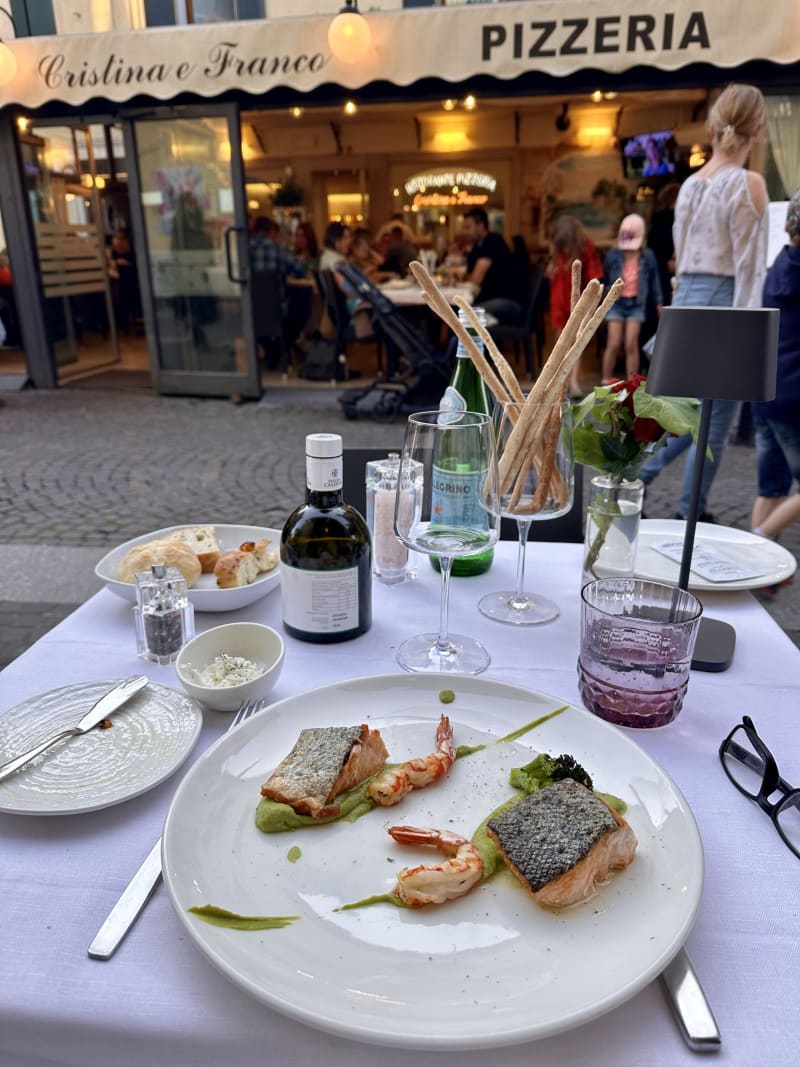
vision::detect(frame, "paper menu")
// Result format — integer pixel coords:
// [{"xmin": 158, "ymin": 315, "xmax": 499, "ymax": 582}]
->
[{"xmin": 650, "ymin": 539, "xmax": 771, "ymax": 583}]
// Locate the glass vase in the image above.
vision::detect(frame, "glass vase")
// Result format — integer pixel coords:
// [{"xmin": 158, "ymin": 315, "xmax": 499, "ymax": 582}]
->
[{"xmin": 582, "ymin": 475, "xmax": 644, "ymax": 587}]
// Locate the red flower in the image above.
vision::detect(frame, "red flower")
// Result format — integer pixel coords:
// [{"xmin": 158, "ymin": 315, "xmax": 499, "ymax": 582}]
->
[{"xmin": 610, "ymin": 375, "xmax": 662, "ymax": 443}]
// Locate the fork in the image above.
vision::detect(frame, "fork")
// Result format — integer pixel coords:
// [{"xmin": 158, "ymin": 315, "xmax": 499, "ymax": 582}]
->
[{"xmin": 87, "ymin": 697, "xmax": 266, "ymax": 960}]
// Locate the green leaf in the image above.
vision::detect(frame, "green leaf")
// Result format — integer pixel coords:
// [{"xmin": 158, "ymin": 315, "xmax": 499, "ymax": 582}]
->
[{"xmin": 635, "ymin": 391, "xmax": 701, "ymax": 440}]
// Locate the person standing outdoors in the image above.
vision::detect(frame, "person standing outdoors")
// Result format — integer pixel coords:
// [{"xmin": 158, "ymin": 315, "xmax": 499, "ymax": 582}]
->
[
  {"xmin": 639, "ymin": 83, "xmax": 769, "ymax": 521},
  {"xmin": 751, "ymin": 189, "xmax": 800, "ymax": 541},
  {"xmin": 546, "ymin": 215, "xmax": 603, "ymax": 396},
  {"xmin": 462, "ymin": 207, "xmax": 523, "ymax": 326},
  {"xmin": 601, "ymin": 214, "xmax": 663, "ymax": 383}
]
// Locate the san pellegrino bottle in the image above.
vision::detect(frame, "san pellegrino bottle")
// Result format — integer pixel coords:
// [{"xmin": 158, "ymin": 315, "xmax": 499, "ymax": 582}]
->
[
  {"xmin": 431, "ymin": 306, "xmax": 494, "ymax": 577},
  {"xmin": 280, "ymin": 433, "xmax": 372, "ymax": 642}
]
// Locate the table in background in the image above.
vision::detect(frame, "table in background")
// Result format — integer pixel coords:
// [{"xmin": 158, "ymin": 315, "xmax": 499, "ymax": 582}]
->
[{"xmin": 2, "ymin": 542, "xmax": 799, "ymax": 1066}]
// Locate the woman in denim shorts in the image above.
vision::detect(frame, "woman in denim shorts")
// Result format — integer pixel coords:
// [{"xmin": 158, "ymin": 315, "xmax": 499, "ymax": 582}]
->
[{"xmin": 601, "ymin": 214, "xmax": 662, "ymax": 382}]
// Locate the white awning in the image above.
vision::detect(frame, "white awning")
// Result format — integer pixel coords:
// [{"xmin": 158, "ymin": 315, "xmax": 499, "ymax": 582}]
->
[{"xmin": 1, "ymin": 0, "xmax": 799, "ymax": 111}]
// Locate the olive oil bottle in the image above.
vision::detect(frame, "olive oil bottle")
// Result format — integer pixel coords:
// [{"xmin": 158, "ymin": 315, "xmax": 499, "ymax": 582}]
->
[{"xmin": 280, "ymin": 433, "xmax": 372, "ymax": 642}]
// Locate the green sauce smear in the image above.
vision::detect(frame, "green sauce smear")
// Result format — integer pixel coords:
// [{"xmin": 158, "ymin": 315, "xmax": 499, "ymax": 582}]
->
[
  {"xmin": 496, "ymin": 705, "xmax": 568, "ymax": 744},
  {"xmin": 287, "ymin": 845, "xmax": 302, "ymax": 863},
  {"xmin": 256, "ymin": 780, "xmax": 376, "ymax": 834},
  {"xmin": 438, "ymin": 689, "xmax": 456, "ymax": 704},
  {"xmin": 455, "ymin": 742, "xmax": 486, "ymax": 759},
  {"xmin": 335, "ymin": 893, "xmax": 409, "ymax": 912},
  {"xmin": 188, "ymin": 905, "xmax": 299, "ymax": 931}
]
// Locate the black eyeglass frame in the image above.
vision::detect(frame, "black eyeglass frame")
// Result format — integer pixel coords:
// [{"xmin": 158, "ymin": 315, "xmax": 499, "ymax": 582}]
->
[{"xmin": 719, "ymin": 715, "xmax": 800, "ymax": 859}]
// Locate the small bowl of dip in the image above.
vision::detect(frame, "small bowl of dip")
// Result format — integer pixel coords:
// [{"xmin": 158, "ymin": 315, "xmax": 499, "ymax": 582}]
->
[{"xmin": 176, "ymin": 622, "xmax": 285, "ymax": 712}]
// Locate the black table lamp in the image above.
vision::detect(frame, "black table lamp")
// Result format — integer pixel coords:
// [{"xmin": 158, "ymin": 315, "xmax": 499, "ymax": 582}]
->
[{"xmin": 646, "ymin": 307, "xmax": 779, "ymax": 671}]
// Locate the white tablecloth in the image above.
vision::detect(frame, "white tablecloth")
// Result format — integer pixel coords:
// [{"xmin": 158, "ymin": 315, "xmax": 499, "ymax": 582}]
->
[{"xmin": 2, "ymin": 543, "xmax": 799, "ymax": 1067}]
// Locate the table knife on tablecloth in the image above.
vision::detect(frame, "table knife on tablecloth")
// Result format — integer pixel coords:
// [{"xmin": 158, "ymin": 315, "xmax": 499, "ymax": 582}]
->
[
  {"xmin": 659, "ymin": 948, "xmax": 721, "ymax": 1052},
  {"xmin": 0, "ymin": 676, "xmax": 149, "ymax": 783},
  {"xmin": 88, "ymin": 837, "xmax": 163, "ymax": 960}
]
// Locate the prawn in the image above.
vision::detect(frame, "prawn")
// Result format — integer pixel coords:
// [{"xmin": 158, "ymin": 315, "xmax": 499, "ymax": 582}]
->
[
  {"xmin": 387, "ymin": 825, "xmax": 484, "ymax": 907},
  {"xmin": 367, "ymin": 714, "xmax": 454, "ymax": 807}
]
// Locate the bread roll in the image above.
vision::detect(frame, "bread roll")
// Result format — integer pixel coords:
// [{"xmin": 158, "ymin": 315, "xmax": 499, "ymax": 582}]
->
[
  {"xmin": 214, "ymin": 539, "xmax": 278, "ymax": 589},
  {"xmin": 166, "ymin": 525, "xmax": 220, "ymax": 572},
  {"xmin": 117, "ymin": 539, "xmax": 202, "ymax": 587}
]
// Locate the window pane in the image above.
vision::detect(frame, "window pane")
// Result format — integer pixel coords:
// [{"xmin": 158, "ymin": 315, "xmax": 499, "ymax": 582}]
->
[
  {"xmin": 10, "ymin": 0, "xmax": 56, "ymax": 36},
  {"xmin": 192, "ymin": 0, "xmax": 235, "ymax": 22},
  {"xmin": 144, "ymin": 0, "xmax": 177, "ymax": 27}
]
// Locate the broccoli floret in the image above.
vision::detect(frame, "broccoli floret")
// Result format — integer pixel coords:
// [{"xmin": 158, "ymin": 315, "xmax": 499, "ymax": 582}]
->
[
  {"xmin": 548, "ymin": 754, "xmax": 593, "ymax": 790},
  {"xmin": 509, "ymin": 752, "xmax": 593, "ymax": 794}
]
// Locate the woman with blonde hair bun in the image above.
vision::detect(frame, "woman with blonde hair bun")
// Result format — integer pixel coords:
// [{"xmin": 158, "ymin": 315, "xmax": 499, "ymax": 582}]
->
[{"xmin": 639, "ymin": 82, "xmax": 768, "ymax": 521}]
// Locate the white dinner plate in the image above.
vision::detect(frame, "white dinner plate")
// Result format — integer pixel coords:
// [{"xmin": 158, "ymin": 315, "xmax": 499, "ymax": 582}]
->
[
  {"xmin": 635, "ymin": 519, "xmax": 797, "ymax": 591},
  {"xmin": 0, "ymin": 680, "xmax": 202, "ymax": 815},
  {"xmin": 162, "ymin": 674, "xmax": 704, "ymax": 1050},
  {"xmin": 95, "ymin": 524, "xmax": 282, "ymax": 612}
]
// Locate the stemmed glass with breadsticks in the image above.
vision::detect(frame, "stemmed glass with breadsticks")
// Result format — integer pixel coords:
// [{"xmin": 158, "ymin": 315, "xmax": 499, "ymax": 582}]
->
[
  {"xmin": 408, "ymin": 257, "xmax": 623, "ymax": 620},
  {"xmin": 478, "ymin": 397, "xmax": 574, "ymax": 624}
]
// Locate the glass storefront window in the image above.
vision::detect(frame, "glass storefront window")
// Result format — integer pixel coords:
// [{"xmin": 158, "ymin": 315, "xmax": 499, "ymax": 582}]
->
[{"xmin": 144, "ymin": 0, "xmax": 264, "ymax": 23}]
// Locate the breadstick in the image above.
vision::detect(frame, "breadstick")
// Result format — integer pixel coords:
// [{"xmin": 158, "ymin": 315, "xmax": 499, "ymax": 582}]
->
[
  {"xmin": 409, "ymin": 262, "xmax": 514, "ymax": 406},
  {"xmin": 570, "ymin": 259, "xmax": 581, "ymax": 313},
  {"xmin": 453, "ymin": 296, "xmax": 525, "ymax": 403}
]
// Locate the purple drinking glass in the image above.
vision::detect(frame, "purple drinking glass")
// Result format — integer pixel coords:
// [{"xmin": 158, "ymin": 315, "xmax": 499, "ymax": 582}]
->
[{"xmin": 578, "ymin": 578, "xmax": 703, "ymax": 728}]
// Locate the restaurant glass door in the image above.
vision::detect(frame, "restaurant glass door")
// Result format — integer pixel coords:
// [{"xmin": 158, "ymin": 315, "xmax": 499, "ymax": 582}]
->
[{"xmin": 122, "ymin": 104, "xmax": 259, "ymax": 397}]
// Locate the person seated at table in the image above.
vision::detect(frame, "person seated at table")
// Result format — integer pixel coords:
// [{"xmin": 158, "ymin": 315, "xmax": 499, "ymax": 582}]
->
[
  {"xmin": 319, "ymin": 222, "xmax": 374, "ymax": 339},
  {"xmin": 375, "ymin": 214, "xmax": 416, "ymax": 245},
  {"xmin": 461, "ymin": 206, "xmax": 523, "ymax": 326},
  {"xmin": 348, "ymin": 228, "xmax": 395, "ymax": 283},
  {"xmin": 378, "ymin": 225, "xmax": 417, "ymax": 278},
  {"xmin": 292, "ymin": 220, "xmax": 320, "ymax": 271},
  {"xmin": 249, "ymin": 216, "xmax": 310, "ymax": 362}
]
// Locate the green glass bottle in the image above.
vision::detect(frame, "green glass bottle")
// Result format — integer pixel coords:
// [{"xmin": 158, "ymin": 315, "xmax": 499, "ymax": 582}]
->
[{"xmin": 431, "ymin": 306, "xmax": 494, "ymax": 577}]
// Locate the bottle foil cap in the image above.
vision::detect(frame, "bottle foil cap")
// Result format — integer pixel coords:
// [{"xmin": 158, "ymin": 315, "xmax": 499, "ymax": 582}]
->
[{"xmin": 306, "ymin": 433, "xmax": 342, "ymax": 459}]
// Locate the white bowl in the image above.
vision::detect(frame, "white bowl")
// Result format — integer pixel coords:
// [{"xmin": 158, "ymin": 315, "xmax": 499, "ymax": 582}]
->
[{"xmin": 175, "ymin": 623, "xmax": 285, "ymax": 712}]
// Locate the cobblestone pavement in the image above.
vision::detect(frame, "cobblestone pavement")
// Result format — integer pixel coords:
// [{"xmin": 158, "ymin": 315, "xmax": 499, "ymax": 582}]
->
[{"xmin": 1, "ymin": 385, "xmax": 798, "ymax": 669}]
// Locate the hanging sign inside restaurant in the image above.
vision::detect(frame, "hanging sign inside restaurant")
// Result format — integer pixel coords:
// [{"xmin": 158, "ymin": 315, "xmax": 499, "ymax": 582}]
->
[{"xmin": 1, "ymin": 0, "xmax": 799, "ymax": 110}]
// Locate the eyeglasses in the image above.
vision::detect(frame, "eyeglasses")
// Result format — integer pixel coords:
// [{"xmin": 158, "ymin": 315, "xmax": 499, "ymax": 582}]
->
[{"xmin": 719, "ymin": 716, "xmax": 800, "ymax": 858}]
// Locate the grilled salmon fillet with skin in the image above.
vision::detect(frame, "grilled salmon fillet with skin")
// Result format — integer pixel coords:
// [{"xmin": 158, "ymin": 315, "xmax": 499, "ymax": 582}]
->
[
  {"xmin": 260, "ymin": 724, "xmax": 388, "ymax": 817},
  {"xmin": 487, "ymin": 779, "xmax": 637, "ymax": 908}
]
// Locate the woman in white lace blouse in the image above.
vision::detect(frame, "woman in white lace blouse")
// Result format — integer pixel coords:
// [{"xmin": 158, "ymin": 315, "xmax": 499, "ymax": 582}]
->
[{"xmin": 640, "ymin": 84, "xmax": 768, "ymax": 520}]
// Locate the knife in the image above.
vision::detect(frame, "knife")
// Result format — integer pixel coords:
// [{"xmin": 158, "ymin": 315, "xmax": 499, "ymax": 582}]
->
[
  {"xmin": 88, "ymin": 837, "xmax": 163, "ymax": 960},
  {"xmin": 658, "ymin": 948, "xmax": 721, "ymax": 1052},
  {"xmin": 0, "ymin": 676, "xmax": 149, "ymax": 783}
]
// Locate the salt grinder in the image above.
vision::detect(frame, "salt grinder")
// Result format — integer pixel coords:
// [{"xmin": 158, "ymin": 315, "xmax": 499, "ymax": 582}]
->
[
  {"xmin": 366, "ymin": 452, "xmax": 420, "ymax": 584},
  {"xmin": 133, "ymin": 563, "xmax": 195, "ymax": 664}
]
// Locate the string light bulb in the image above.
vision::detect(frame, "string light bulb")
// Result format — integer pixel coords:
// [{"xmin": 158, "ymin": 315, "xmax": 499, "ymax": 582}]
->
[
  {"xmin": 344, "ymin": 100, "xmax": 357, "ymax": 116},
  {"xmin": 328, "ymin": 0, "xmax": 372, "ymax": 64},
  {"xmin": 463, "ymin": 94, "xmax": 477, "ymax": 111}
]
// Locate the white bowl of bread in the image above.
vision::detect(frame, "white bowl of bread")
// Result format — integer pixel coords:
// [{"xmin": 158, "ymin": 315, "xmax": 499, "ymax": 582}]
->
[
  {"xmin": 95, "ymin": 524, "xmax": 282, "ymax": 613},
  {"xmin": 176, "ymin": 622, "xmax": 285, "ymax": 712}
]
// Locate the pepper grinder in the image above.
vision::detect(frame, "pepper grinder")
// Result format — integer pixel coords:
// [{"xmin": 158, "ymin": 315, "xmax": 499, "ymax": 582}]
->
[{"xmin": 133, "ymin": 563, "xmax": 195, "ymax": 664}]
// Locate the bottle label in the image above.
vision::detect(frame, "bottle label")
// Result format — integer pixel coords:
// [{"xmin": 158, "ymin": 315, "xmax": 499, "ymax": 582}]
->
[
  {"xmin": 280, "ymin": 563, "xmax": 358, "ymax": 633},
  {"xmin": 430, "ymin": 464, "xmax": 486, "ymax": 529},
  {"xmin": 306, "ymin": 455, "xmax": 342, "ymax": 492},
  {"xmin": 438, "ymin": 385, "xmax": 467, "ymax": 426}
]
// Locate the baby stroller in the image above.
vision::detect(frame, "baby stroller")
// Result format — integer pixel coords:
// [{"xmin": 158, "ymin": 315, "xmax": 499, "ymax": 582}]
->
[{"xmin": 336, "ymin": 262, "xmax": 454, "ymax": 422}]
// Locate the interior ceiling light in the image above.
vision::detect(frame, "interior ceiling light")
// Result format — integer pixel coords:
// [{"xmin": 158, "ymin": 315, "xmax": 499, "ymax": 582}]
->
[
  {"xmin": 344, "ymin": 100, "xmax": 357, "ymax": 116},
  {"xmin": 591, "ymin": 89, "xmax": 604, "ymax": 104},
  {"xmin": 604, "ymin": 91, "xmax": 618, "ymax": 100},
  {"xmin": 0, "ymin": 5, "xmax": 18, "ymax": 87},
  {"xmin": 463, "ymin": 94, "xmax": 477, "ymax": 111},
  {"xmin": 16, "ymin": 115, "xmax": 28, "ymax": 132},
  {"xmin": 442, "ymin": 99, "xmax": 456, "ymax": 112},
  {"xmin": 328, "ymin": 0, "xmax": 372, "ymax": 65},
  {"xmin": 290, "ymin": 106, "xmax": 303, "ymax": 118}
]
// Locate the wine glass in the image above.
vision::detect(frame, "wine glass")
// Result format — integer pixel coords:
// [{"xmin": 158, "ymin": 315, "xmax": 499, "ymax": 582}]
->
[
  {"xmin": 478, "ymin": 400, "xmax": 574, "ymax": 625},
  {"xmin": 394, "ymin": 410, "xmax": 500, "ymax": 674}
]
